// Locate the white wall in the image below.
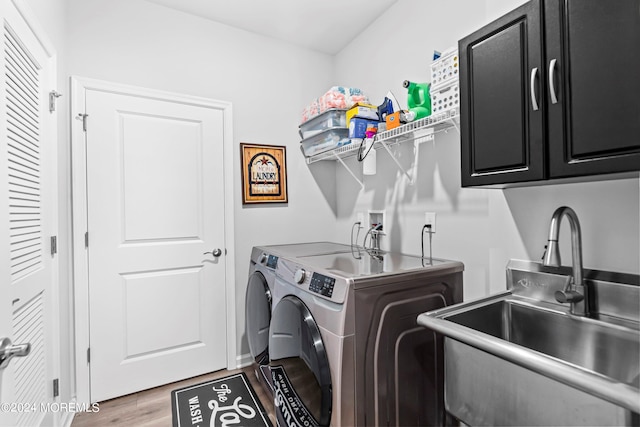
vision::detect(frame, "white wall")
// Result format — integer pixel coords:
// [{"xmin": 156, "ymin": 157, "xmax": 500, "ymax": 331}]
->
[
  {"xmin": 485, "ymin": 0, "xmax": 528, "ymax": 20},
  {"xmin": 20, "ymin": 0, "xmax": 640, "ymax": 405},
  {"xmin": 62, "ymin": 0, "xmax": 340, "ymax": 372},
  {"xmin": 334, "ymin": 0, "xmax": 496, "ymax": 300},
  {"xmin": 333, "ymin": 0, "xmax": 640, "ymax": 300}
]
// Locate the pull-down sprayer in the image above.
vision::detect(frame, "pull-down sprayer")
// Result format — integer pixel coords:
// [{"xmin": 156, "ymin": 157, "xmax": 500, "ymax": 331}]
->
[{"xmin": 542, "ymin": 206, "xmax": 588, "ymax": 316}]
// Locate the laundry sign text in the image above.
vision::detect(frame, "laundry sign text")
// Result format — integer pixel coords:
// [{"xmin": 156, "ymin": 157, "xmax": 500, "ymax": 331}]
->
[{"xmin": 241, "ymin": 143, "xmax": 288, "ymax": 204}]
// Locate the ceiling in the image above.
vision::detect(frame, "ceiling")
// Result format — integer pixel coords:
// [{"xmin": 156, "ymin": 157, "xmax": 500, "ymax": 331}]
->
[{"xmin": 144, "ymin": 0, "xmax": 398, "ymax": 55}]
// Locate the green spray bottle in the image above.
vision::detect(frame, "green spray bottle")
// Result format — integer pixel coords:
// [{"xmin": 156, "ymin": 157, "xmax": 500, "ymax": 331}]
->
[{"xmin": 403, "ymin": 80, "xmax": 431, "ymax": 120}]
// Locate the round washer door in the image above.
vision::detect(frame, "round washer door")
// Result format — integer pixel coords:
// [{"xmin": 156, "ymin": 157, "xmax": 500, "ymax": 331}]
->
[
  {"xmin": 269, "ymin": 295, "xmax": 332, "ymax": 427},
  {"xmin": 245, "ymin": 271, "xmax": 272, "ymax": 364}
]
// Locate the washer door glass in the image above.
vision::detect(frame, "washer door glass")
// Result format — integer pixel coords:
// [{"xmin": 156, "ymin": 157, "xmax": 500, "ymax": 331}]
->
[
  {"xmin": 246, "ymin": 271, "xmax": 272, "ymax": 364},
  {"xmin": 270, "ymin": 296, "xmax": 332, "ymax": 427}
]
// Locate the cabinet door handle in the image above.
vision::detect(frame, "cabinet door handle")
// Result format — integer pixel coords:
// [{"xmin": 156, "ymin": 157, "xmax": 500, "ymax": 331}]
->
[
  {"xmin": 530, "ymin": 67, "xmax": 539, "ymax": 111},
  {"xmin": 549, "ymin": 59, "xmax": 558, "ymax": 104}
]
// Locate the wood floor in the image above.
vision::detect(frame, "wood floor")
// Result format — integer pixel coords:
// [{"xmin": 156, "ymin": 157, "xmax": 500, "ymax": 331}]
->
[{"xmin": 71, "ymin": 367, "xmax": 275, "ymax": 426}]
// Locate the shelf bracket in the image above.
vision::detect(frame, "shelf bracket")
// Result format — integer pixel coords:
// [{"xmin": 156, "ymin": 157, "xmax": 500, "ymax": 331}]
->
[
  {"xmin": 333, "ymin": 152, "xmax": 364, "ymax": 189},
  {"xmin": 377, "ymin": 139, "xmax": 414, "ymax": 184},
  {"xmin": 449, "ymin": 118, "xmax": 460, "ymax": 134}
]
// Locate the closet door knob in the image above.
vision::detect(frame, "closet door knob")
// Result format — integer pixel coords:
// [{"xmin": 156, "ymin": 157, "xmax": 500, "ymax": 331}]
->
[
  {"xmin": 204, "ymin": 248, "xmax": 223, "ymax": 257},
  {"xmin": 0, "ymin": 338, "xmax": 31, "ymax": 370}
]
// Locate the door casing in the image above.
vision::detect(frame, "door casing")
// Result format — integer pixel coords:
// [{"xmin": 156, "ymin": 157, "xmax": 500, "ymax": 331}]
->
[
  {"xmin": 0, "ymin": 1, "xmax": 60, "ymax": 425},
  {"xmin": 70, "ymin": 76, "xmax": 236, "ymax": 404}
]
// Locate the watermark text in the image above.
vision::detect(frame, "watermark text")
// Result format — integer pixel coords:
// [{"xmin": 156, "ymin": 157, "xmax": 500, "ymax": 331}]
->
[{"xmin": 0, "ymin": 402, "xmax": 100, "ymax": 413}]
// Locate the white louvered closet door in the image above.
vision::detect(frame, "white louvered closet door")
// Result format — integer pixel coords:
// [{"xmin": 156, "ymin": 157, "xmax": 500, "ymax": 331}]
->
[{"xmin": 0, "ymin": 2, "xmax": 57, "ymax": 427}]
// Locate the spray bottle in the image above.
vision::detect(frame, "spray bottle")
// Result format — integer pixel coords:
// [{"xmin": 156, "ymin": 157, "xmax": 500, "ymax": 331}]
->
[{"xmin": 403, "ymin": 80, "xmax": 431, "ymax": 120}]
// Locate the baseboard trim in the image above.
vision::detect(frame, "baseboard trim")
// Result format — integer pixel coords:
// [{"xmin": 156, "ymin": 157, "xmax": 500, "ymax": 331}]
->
[
  {"xmin": 62, "ymin": 407, "xmax": 76, "ymax": 427},
  {"xmin": 236, "ymin": 353, "xmax": 253, "ymax": 369}
]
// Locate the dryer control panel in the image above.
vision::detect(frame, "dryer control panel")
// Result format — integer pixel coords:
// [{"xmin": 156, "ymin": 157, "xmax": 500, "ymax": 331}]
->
[
  {"xmin": 276, "ymin": 258, "xmax": 348, "ymax": 304},
  {"xmin": 309, "ymin": 273, "xmax": 335, "ymax": 298},
  {"xmin": 266, "ymin": 254, "xmax": 278, "ymax": 269},
  {"xmin": 258, "ymin": 252, "xmax": 279, "ymax": 270}
]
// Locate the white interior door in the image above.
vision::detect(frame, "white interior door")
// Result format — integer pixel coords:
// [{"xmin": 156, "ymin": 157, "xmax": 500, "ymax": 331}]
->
[
  {"xmin": 83, "ymin": 87, "xmax": 228, "ymax": 402},
  {"xmin": 0, "ymin": 2, "xmax": 57, "ymax": 426}
]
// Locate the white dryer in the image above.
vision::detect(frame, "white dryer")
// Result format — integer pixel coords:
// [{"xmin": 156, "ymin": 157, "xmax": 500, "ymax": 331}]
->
[
  {"xmin": 245, "ymin": 242, "xmax": 356, "ymax": 396},
  {"xmin": 269, "ymin": 249, "xmax": 464, "ymax": 426}
]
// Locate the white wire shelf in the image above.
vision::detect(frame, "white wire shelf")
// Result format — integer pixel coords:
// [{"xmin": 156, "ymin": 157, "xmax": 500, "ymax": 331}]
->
[{"xmin": 304, "ymin": 107, "xmax": 460, "ymax": 165}]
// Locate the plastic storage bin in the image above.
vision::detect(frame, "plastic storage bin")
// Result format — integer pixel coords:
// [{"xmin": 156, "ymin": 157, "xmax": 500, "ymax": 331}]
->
[
  {"xmin": 299, "ymin": 108, "xmax": 347, "ymax": 139},
  {"xmin": 349, "ymin": 118, "xmax": 379, "ymax": 138},
  {"xmin": 300, "ymin": 127, "xmax": 350, "ymax": 157},
  {"xmin": 430, "ymin": 80, "xmax": 459, "ymax": 114},
  {"xmin": 431, "ymin": 47, "xmax": 459, "ymax": 89}
]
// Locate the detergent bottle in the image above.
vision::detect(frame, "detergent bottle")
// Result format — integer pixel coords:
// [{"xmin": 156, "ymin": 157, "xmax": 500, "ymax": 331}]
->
[{"xmin": 403, "ymin": 80, "xmax": 431, "ymax": 120}]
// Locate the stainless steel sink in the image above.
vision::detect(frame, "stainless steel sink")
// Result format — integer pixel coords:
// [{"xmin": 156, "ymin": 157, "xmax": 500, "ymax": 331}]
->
[
  {"xmin": 446, "ymin": 299, "xmax": 640, "ymax": 388},
  {"xmin": 417, "ymin": 260, "xmax": 640, "ymax": 426}
]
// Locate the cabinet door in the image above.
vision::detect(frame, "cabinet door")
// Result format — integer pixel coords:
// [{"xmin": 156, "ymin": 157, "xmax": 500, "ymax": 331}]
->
[
  {"xmin": 460, "ymin": 0, "xmax": 545, "ymax": 187},
  {"xmin": 546, "ymin": 0, "xmax": 640, "ymax": 178}
]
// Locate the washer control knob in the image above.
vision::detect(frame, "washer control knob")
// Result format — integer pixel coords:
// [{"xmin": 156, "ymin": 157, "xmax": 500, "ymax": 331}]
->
[
  {"xmin": 259, "ymin": 254, "xmax": 268, "ymax": 265},
  {"xmin": 294, "ymin": 269, "xmax": 306, "ymax": 284}
]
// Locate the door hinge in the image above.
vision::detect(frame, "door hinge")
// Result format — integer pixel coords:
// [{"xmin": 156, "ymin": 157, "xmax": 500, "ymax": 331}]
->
[
  {"xmin": 49, "ymin": 91, "xmax": 62, "ymax": 113},
  {"xmin": 87, "ymin": 347, "xmax": 90, "ymax": 364},
  {"xmin": 76, "ymin": 113, "xmax": 88, "ymax": 132},
  {"xmin": 84, "ymin": 232, "xmax": 89, "ymax": 248},
  {"xmin": 50, "ymin": 235, "xmax": 57, "ymax": 256},
  {"xmin": 53, "ymin": 378, "xmax": 59, "ymax": 397}
]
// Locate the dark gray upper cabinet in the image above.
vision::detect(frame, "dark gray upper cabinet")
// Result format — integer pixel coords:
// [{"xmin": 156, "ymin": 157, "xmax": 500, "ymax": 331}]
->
[
  {"xmin": 460, "ymin": 0, "xmax": 544, "ymax": 186},
  {"xmin": 546, "ymin": 0, "xmax": 640, "ymax": 177},
  {"xmin": 460, "ymin": 0, "xmax": 640, "ymax": 187}
]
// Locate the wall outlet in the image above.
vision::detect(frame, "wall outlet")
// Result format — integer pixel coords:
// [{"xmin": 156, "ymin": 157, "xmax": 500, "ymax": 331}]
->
[
  {"xmin": 356, "ymin": 212, "xmax": 364, "ymax": 227},
  {"xmin": 425, "ymin": 212, "xmax": 436, "ymax": 233}
]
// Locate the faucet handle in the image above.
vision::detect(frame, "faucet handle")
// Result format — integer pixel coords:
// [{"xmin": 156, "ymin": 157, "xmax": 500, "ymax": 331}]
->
[{"xmin": 554, "ymin": 290, "xmax": 584, "ymax": 304}]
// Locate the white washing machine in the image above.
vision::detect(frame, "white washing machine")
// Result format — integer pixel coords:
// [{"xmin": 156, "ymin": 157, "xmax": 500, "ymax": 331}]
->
[
  {"xmin": 245, "ymin": 242, "xmax": 357, "ymax": 395},
  {"xmin": 269, "ymin": 249, "xmax": 464, "ymax": 426}
]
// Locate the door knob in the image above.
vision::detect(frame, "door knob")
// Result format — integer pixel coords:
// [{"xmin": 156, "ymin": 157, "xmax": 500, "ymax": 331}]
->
[
  {"xmin": 0, "ymin": 337, "xmax": 31, "ymax": 370},
  {"xmin": 204, "ymin": 248, "xmax": 223, "ymax": 257}
]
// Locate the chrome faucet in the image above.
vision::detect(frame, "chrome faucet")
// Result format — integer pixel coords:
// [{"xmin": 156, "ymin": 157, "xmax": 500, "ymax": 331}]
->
[
  {"xmin": 542, "ymin": 206, "xmax": 588, "ymax": 316},
  {"xmin": 367, "ymin": 224, "xmax": 383, "ymax": 253},
  {"xmin": 370, "ymin": 231, "xmax": 380, "ymax": 251}
]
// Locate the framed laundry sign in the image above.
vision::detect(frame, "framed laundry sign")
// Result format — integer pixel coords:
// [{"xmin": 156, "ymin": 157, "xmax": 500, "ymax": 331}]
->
[{"xmin": 241, "ymin": 143, "xmax": 288, "ymax": 204}]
